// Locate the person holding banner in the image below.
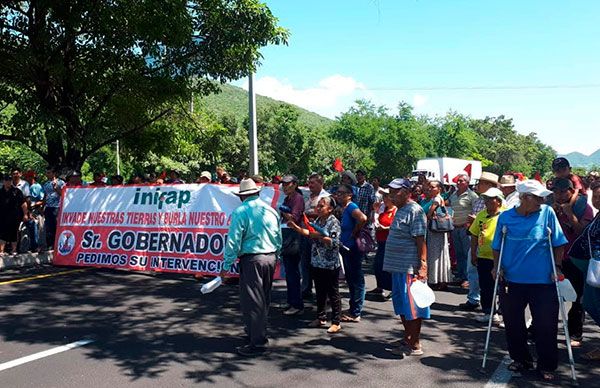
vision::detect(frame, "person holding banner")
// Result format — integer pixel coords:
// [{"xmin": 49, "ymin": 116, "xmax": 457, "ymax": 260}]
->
[{"xmin": 219, "ymin": 179, "xmax": 282, "ymax": 357}]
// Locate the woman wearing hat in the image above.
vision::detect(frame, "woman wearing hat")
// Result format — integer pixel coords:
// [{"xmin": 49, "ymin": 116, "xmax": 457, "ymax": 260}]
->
[
  {"xmin": 491, "ymin": 180, "xmax": 568, "ymax": 381},
  {"xmin": 468, "ymin": 187, "xmax": 505, "ymax": 323}
]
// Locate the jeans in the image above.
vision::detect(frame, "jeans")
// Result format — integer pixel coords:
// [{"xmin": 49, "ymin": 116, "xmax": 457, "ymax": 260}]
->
[
  {"xmin": 44, "ymin": 207, "xmax": 59, "ymax": 250},
  {"xmin": 373, "ymin": 240, "xmax": 392, "ymax": 291},
  {"xmin": 476, "ymin": 259, "xmax": 494, "ymax": 314},
  {"xmin": 341, "ymin": 245, "xmax": 365, "ymax": 317},
  {"xmin": 452, "ymin": 227, "xmax": 470, "ymax": 280},
  {"xmin": 25, "ymin": 219, "xmax": 39, "ymax": 251},
  {"xmin": 467, "ymin": 249, "xmax": 480, "ymax": 304},
  {"xmin": 283, "ymin": 252, "xmax": 303, "ymax": 309},
  {"xmin": 300, "ymin": 237, "xmax": 313, "ymax": 295}
]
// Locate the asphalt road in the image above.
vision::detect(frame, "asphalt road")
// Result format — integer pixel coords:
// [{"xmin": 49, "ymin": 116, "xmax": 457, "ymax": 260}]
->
[{"xmin": 1, "ymin": 264, "xmax": 599, "ymax": 387}]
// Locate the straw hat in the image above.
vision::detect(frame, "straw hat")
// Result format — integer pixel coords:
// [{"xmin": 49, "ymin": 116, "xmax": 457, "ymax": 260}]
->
[{"xmin": 234, "ymin": 178, "xmax": 261, "ymax": 196}]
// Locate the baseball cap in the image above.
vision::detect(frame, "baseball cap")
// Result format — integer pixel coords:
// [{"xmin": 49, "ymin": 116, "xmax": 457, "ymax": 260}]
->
[
  {"xmin": 552, "ymin": 177, "xmax": 574, "ymax": 191},
  {"xmin": 516, "ymin": 179, "xmax": 552, "ymax": 198},
  {"xmin": 388, "ymin": 178, "xmax": 413, "ymax": 190},
  {"xmin": 552, "ymin": 157, "xmax": 570, "ymax": 171},
  {"xmin": 199, "ymin": 171, "xmax": 212, "ymax": 180},
  {"xmin": 481, "ymin": 187, "xmax": 505, "ymax": 200}
]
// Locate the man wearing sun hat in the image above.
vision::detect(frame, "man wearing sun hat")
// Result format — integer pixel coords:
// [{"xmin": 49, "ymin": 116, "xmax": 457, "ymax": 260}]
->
[
  {"xmin": 500, "ymin": 174, "xmax": 520, "ymax": 209},
  {"xmin": 220, "ymin": 178, "xmax": 282, "ymax": 357},
  {"xmin": 458, "ymin": 171, "xmax": 499, "ymax": 311},
  {"xmin": 491, "ymin": 179, "xmax": 567, "ymax": 380}
]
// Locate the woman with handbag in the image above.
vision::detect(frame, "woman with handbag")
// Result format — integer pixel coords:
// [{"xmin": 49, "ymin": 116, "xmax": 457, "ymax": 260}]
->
[
  {"xmin": 334, "ymin": 183, "xmax": 368, "ymax": 322},
  {"xmin": 422, "ymin": 180, "xmax": 451, "ymax": 291},
  {"xmin": 567, "ymin": 181, "xmax": 600, "ymax": 360}
]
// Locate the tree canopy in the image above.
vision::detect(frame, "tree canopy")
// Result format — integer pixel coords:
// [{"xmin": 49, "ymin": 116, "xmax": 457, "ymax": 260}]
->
[{"xmin": 0, "ymin": 0, "xmax": 288, "ymax": 169}]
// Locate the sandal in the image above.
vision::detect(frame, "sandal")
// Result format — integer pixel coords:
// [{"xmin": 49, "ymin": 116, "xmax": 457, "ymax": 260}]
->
[
  {"xmin": 507, "ymin": 361, "xmax": 533, "ymax": 373},
  {"xmin": 341, "ymin": 314, "xmax": 361, "ymax": 323},
  {"xmin": 581, "ymin": 347, "xmax": 600, "ymax": 361},
  {"xmin": 308, "ymin": 319, "xmax": 328, "ymax": 328}
]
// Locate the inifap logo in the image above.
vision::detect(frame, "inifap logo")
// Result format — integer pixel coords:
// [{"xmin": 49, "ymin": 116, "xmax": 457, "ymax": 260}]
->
[
  {"xmin": 133, "ymin": 187, "xmax": 191, "ymax": 210},
  {"xmin": 58, "ymin": 230, "xmax": 76, "ymax": 255}
]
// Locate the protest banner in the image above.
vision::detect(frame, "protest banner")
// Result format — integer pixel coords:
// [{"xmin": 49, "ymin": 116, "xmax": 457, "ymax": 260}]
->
[{"xmin": 52, "ymin": 184, "xmax": 286, "ymax": 277}]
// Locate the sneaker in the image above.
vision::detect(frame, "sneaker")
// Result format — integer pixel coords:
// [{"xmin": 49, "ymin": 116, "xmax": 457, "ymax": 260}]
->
[
  {"xmin": 236, "ymin": 344, "xmax": 268, "ymax": 357},
  {"xmin": 367, "ymin": 287, "xmax": 384, "ymax": 295},
  {"xmin": 283, "ymin": 307, "xmax": 304, "ymax": 316},
  {"xmin": 475, "ymin": 313, "xmax": 501, "ymax": 323},
  {"xmin": 308, "ymin": 319, "xmax": 327, "ymax": 328},
  {"xmin": 327, "ymin": 324, "xmax": 342, "ymax": 333},
  {"xmin": 458, "ymin": 301, "xmax": 480, "ymax": 311}
]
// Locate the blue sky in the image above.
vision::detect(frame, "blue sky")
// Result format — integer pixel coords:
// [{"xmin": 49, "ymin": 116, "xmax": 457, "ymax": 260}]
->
[{"xmin": 233, "ymin": 0, "xmax": 600, "ymax": 155}]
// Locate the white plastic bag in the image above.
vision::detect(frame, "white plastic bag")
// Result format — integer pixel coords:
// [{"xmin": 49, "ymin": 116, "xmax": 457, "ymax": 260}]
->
[
  {"xmin": 410, "ymin": 280, "xmax": 435, "ymax": 308},
  {"xmin": 557, "ymin": 278, "xmax": 577, "ymax": 302},
  {"xmin": 200, "ymin": 276, "xmax": 222, "ymax": 294}
]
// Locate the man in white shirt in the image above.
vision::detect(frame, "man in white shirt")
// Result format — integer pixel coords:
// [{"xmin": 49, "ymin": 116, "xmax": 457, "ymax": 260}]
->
[{"xmin": 500, "ymin": 174, "xmax": 520, "ymax": 209}]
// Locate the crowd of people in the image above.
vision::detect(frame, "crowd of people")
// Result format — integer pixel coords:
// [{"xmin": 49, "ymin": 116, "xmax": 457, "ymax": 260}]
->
[{"xmin": 2, "ymin": 158, "xmax": 600, "ymax": 382}]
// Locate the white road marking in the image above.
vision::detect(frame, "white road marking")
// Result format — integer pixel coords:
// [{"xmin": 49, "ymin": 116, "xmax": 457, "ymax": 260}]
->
[
  {"xmin": 484, "ymin": 355, "xmax": 513, "ymax": 388},
  {"xmin": 0, "ymin": 339, "xmax": 94, "ymax": 372}
]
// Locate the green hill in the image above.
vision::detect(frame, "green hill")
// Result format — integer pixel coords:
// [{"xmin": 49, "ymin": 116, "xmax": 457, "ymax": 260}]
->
[
  {"xmin": 197, "ymin": 83, "xmax": 333, "ymax": 129},
  {"xmin": 560, "ymin": 148, "xmax": 600, "ymax": 168}
]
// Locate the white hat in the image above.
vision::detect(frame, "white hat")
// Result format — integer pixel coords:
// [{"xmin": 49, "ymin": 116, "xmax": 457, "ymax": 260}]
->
[
  {"xmin": 516, "ymin": 179, "xmax": 552, "ymax": 198},
  {"xmin": 481, "ymin": 187, "xmax": 505, "ymax": 200},
  {"xmin": 378, "ymin": 187, "xmax": 390, "ymax": 195},
  {"xmin": 234, "ymin": 178, "xmax": 261, "ymax": 196},
  {"xmin": 200, "ymin": 171, "xmax": 211, "ymax": 180}
]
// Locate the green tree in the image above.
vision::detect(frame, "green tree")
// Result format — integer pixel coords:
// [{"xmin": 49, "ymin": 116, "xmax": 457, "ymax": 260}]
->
[{"xmin": 0, "ymin": 0, "xmax": 288, "ymax": 169}]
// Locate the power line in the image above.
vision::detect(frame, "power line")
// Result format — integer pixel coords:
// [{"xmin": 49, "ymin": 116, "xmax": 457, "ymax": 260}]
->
[{"xmin": 353, "ymin": 84, "xmax": 600, "ymax": 91}]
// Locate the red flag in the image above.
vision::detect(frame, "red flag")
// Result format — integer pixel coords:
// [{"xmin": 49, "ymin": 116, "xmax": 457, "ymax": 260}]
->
[
  {"xmin": 443, "ymin": 173, "xmax": 449, "ymax": 183},
  {"xmin": 463, "ymin": 163, "xmax": 472, "ymax": 177},
  {"xmin": 303, "ymin": 213, "xmax": 316, "ymax": 233},
  {"xmin": 333, "ymin": 158, "xmax": 344, "ymax": 172},
  {"xmin": 534, "ymin": 171, "xmax": 543, "ymax": 183},
  {"xmin": 452, "ymin": 175, "xmax": 460, "ymax": 183}
]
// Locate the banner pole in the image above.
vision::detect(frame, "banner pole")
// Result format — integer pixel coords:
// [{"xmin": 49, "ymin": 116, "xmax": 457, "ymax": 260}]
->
[{"xmin": 248, "ymin": 73, "xmax": 258, "ymax": 176}]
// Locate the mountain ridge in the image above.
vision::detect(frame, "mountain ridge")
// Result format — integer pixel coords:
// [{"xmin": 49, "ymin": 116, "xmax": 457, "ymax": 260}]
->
[{"xmin": 559, "ymin": 148, "xmax": 600, "ymax": 168}]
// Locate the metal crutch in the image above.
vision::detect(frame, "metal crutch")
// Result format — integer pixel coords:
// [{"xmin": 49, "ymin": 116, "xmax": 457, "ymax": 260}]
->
[
  {"xmin": 482, "ymin": 225, "xmax": 507, "ymax": 369},
  {"xmin": 547, "ymin": 228, "xmax": 577, "ymax": 383}
]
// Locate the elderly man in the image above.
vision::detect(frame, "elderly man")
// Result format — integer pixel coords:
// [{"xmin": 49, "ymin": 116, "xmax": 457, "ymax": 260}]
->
[
  {"xmin": 219, "ymin": 179, "xmax": 282, "ymax": 357},
  {"xmin": 383, "ymin": 178, "xmax": 429, "ymax": 357},
  {"xmin": 448, "ymin": 173, "xmax": 479, "ymax": 286},
  {"xmin": 492, "ymin": 180, "xmax": 567, "ymax": 381},
  {"xmin": 459, "ymin": 172, "xmax": 499, "ymax": 310},
  {"xmin": 500, "ymin": 174, "xmax": 520, "ymax": 209}
]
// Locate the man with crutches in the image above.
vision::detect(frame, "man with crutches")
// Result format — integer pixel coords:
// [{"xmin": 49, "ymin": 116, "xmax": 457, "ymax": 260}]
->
[{"xmin": 488, "ymin": 180, "xmax": 570, "ymax": 382}]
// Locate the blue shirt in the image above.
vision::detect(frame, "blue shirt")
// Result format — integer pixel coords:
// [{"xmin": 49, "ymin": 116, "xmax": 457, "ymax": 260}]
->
[
  {"xmin": 341, "ymin": 202, "xmax": 359, "ymax": 248},
  {"xmin": 42, "ymin": 179, "xmax": 65, "ymax": 208},
  {"xmin": 492, "ymin": 205, "xmax": 568, "ymax": 284},
  {"xmin": 222, "ymin": 195, "xmax": 282, "ymax": 271}
]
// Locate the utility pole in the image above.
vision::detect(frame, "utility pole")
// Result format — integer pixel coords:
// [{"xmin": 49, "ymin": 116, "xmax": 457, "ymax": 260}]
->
[
  {"xmin": 248, "ymin": 73, "xmax": 258, "ymax": 175},
  {"xmin": 116, "ymin": 140, "xmax": 121, "ymax": 175}
]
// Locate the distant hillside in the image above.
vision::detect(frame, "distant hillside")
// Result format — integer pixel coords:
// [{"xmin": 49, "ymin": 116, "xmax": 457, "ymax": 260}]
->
[
  {"xmin": 197, "ymin": 83, "xmax": 333, "ymax": 129},
  {"xmin": 560, "ymin": 148, "xmax": 600, "ymax": 168}
]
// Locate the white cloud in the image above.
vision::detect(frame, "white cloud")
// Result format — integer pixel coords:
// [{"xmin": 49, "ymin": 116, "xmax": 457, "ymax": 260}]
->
[
  {"xmin": 412, "ymin": 94, "xmax": 428, "ymax": 109},
  {"xmin": 242, "ymin": 75, "xmax": 366, "ymax": 118}
]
